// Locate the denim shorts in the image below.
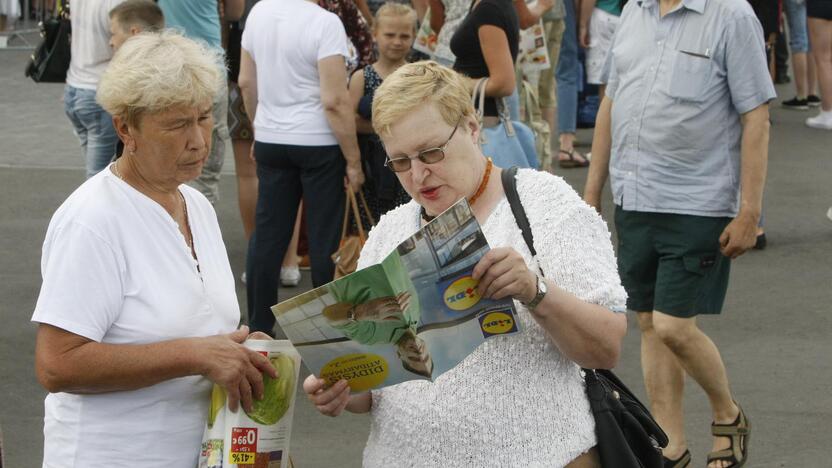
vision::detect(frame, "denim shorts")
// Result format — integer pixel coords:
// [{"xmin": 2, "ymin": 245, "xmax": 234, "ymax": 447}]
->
[{"xmin": 784, "ymin": 0, "xmax": 810, "ymax": 53}]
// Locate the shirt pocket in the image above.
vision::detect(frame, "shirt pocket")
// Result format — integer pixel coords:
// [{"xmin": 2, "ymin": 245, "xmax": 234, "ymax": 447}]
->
[{"xmin": 668, "ymin": 50, "xmax": 712, "ymax": 102}]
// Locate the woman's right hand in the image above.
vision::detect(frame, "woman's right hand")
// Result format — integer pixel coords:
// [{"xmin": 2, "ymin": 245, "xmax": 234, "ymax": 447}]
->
[
  {"xmin": 196, "ymin": 326, "xmax": 277, "ymax": 414},
  {"xmin": 303, "ymin": 375, "xmax": 351, "ymax": 417}
]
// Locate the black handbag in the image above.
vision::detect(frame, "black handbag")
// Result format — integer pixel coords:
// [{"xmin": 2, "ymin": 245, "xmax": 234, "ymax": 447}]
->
[
  {"xmin": 500, "ymin": 167, "xmax": 668, "ymax": 468},
  {"xmin": 25, "ymin": 0, "xmax": 72, "ymax": 83}
]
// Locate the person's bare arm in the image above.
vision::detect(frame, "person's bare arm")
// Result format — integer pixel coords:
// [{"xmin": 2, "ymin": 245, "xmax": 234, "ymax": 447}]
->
[
  {"xmin": 412, "ymin": 0, "xmax": 429, "ymax": 19},
  {"xmin": 355, "ymin": 0, "xmax": 373, "ymax": 28},
  {"xmin": 514, "ymin": 0, "xmax": 554, "ymax": 29},
  {"xmin": 477, "ymin": 25, "xmax": 516, "ymax": 97},
  {"xmin": 225, "ymin": 0, "xmax": 245, "ymax": 21},
  {"xmin": 348, "ymin": 69, "xmax": 375, "ymax": 134},
  {"xmin": 472, "ymin": 248, "xmax": 626, "ymax": 369},
  {"xmin": 719, "ymin": 104, "xmax": 769, "ymax": 259},
  {"xmin": 429, "ymin": 0, "xmax": 445, "ymax": 32},
  {"xmin": 578, "ymin": 0, "xmax": 596, "ymax": 48},
  {"xmin": 35, "ymin": 324, "xmax": 276, "ymax": 413},
  {"xmin": 319, "ymin": 55, "xmax": 365, "ymax": 191},
  {"xmin": 238, "ymin": 49, "xmax": 257, "ymax": 123},
  {"xmin": 583, "ymin": 95, "xmax": 612, "ymax": 212}
]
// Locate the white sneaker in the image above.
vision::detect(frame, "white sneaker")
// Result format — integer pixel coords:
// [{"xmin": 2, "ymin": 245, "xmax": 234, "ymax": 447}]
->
[
  {"xmin": 240, "ymin": 272, "xmax": 246, "ymax": 285},
  {"xmin": 827, "ymin": 207, "xmax": 832, "ymax": 222},
  {"xmin": 280, "ymin": 266, "xmax": 301, "ymax": 287},
  {"xmin": 806, "ymin": 111, "xmax": 832, "ymax": 130}
]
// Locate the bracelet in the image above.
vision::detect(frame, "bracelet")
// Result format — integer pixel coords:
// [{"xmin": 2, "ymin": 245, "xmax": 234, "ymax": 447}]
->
[{"xmin": 347, "ymin": 305, "xmax": 357, "ymax": 322}]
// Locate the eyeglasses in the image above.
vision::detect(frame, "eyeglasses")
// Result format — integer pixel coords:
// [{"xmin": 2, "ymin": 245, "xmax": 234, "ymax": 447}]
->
[{"xmin": 384, "ymin": 122, "xmax": 459, "ymax": 173}]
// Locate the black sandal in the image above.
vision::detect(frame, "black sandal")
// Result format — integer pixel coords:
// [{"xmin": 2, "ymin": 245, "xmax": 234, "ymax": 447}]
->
[
  {"xmin": 663, "ymin": 449, "xmax": 691, "ymax": 468},
  {"xmin": 558, "ymin": 149, "xmax": 589, "ymax": 168},
  {"xmin": 707, "ymin": 404, "xmax": 750, "ymax": 467}
]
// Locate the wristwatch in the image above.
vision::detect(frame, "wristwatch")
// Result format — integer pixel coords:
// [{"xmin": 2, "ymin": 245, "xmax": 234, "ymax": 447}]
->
[
  {"xmin": 523, "ymin": 275, "xmax": 548, "ymax": 311},
  {"xmin": 347, "ymin": 305, "xmax": 358, "ymax": 323}
]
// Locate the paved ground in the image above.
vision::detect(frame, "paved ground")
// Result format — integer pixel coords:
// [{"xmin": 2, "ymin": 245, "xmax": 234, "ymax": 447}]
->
[{"xmin": 1, "ymin": 47, "xmax": 831, "ymax": 467}]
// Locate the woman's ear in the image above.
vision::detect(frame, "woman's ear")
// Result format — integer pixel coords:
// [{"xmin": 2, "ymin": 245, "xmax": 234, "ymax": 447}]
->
[
  {"xmin": 113, "ymin": 115, "xmax": 135, "ymax": 154},
  {"xmin": 465, "ymin": 115, "xmax": 480, "ymax": 144}
]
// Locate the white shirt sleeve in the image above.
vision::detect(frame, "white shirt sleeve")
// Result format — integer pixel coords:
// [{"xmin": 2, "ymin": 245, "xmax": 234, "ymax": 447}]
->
[
  {"xmin": 317, "ymin": 13, "xmax": 349, "ymax": 61},
  {"xmin": 32, "ymin": 221, "xmax": 124, "ymax": 342}
]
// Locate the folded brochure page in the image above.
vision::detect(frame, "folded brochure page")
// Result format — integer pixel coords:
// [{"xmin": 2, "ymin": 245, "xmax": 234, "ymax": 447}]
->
[{"xmin": 271, "ymin": 199, "xmax": 521, "ymax": 393}]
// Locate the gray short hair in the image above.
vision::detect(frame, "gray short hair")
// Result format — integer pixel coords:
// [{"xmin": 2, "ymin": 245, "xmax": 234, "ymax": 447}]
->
[{"xmin": 97, "ymin": 30, "xmax": 225, "ymax": 127}]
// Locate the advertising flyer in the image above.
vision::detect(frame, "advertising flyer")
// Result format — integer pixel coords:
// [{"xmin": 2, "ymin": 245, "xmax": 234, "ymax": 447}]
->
[{"xmin": 271, "ymin": 199, "xmax": 521, "ymax": 393}]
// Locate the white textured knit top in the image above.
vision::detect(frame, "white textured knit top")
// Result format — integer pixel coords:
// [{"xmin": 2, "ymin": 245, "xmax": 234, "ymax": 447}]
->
[{"xmin": 355, "ymin": 169, "xmax": 628, "ymax": 467}]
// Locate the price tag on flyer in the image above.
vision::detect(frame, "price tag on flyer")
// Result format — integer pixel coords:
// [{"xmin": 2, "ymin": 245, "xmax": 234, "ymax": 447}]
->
[{"xmin": 230, "ymin": 427, "xmax": 258, "ymax": 465}]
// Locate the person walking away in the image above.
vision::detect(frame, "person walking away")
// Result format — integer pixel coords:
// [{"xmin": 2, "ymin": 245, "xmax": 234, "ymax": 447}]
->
[
  {"xmin": 65, "ymin": 0, "xmax": 126, "ymax": 179},
  {"xmin": 806, "ymin": 0, "xmax": 832, "ymax": 129},
  {"xmin": 583, "ymin": 0, "xmax": 775, "ymax": 466},
  {"xmin": 781, "ymin": 0, "xmax": 821, "ymax": 109},
  {"xmin": 239, "ymin": 0, "xmax": 364, "ymax": 337},
  {"xmin": 555, "ymin": 0, "xmax": 589, "ymax": 167}
]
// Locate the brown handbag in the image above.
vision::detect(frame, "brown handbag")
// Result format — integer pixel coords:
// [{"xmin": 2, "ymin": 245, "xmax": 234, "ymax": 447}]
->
[{"xmin": 331, "ymin": 189, "xmax": 375, "ymax": 279}]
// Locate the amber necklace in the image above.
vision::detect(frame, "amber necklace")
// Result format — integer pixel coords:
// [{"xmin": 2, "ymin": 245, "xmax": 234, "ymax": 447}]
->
[{"xmin": 421, "ymin": 157, "xmax": 493, "ymax": 222}]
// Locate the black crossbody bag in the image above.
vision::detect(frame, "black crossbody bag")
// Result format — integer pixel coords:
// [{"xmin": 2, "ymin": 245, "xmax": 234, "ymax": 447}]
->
[
  {"xmin": 501, "ymin": 167, "xmax": 668, "ymax": 468},
  {"xmin": 25, "ymin": 0, "xmax": 72, "ymax": 83}
]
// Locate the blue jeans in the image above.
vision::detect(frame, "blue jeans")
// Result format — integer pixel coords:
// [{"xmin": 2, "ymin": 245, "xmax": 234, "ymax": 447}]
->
[
  {"xmin": 784, "ymin": 0, "xmax": 810, "ymax": 53},
  {"xmin": 555, "ymin": 0, "xmax": 579, "ymax": 134},
  {"xmin": 64, "ymin": 85, "xmax": 118, "ymax": 178}
]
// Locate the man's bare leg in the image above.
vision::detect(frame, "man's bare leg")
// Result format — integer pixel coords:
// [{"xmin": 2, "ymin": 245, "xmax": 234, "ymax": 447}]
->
[
  {"xmin": 637, "ymin": 312, "xmax": 687, "ymax": 460},
  {"xmin": 650, "ymin": 311, "xmax": 741, "ymax": 468}
]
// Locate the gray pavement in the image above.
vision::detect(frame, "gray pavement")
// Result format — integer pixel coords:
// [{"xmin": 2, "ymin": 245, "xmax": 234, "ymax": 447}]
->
[{"xmin": 1, "ymin": 47, "xmax": 831, "ymax": 467}]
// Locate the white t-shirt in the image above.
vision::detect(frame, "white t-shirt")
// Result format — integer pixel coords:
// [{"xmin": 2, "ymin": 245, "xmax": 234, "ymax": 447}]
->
[
  {"xmin": 32, "ymin": 167, "xmax": 239, "ymax": 468},
  {"xmin": 241, "ymin": 0, "xmax": 349, "ymax": 146},
  {"xmin": 66, "ymin": 0, "xmax": 125, "ymax": 90}
]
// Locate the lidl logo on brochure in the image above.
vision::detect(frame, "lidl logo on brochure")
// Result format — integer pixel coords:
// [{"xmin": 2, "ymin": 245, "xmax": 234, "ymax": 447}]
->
[
  {"xmin": 443, "ymin": 275, "xmax": 481, "ymax": 311},
  {"xmin": 478, "ymin": 310, "xmax": 518, "ymax": 337}
]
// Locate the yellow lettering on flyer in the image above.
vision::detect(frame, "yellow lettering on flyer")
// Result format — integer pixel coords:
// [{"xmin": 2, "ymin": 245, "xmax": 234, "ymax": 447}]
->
[{"xmin": 320, "ymin": 353, "xmax": 389, "ymax": 392}]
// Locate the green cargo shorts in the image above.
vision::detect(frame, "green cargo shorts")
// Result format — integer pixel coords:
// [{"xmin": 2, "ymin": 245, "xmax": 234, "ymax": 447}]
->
[{"xmin": 614, "ymin": 207, "xmax": 732, "ymax": 317}]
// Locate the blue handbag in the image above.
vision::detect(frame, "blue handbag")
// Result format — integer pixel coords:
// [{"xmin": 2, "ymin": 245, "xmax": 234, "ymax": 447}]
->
[{"xmin": 473, "ymin": 79, "xmax": 539, "ymax": 169}]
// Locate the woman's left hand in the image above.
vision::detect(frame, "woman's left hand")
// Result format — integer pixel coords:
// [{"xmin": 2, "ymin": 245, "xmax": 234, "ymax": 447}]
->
[{"xmin": 471, "ymin": 247, "xmax": 537, "ymax": 303}]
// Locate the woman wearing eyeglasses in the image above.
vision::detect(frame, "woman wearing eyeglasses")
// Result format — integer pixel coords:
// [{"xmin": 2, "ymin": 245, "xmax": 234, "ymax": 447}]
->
[{"xmin": 302, "ymin": 61, "xmax": 628, "ymax": 468}]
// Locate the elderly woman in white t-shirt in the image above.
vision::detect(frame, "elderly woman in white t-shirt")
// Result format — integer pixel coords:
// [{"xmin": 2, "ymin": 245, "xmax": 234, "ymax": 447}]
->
[
  {"xmin": 303, "ymin": 61, "xmax": 628, "ymax": 467},
  {"xmin": 32, "ymin": 32, "xmax": 275, "ymax": 468}
]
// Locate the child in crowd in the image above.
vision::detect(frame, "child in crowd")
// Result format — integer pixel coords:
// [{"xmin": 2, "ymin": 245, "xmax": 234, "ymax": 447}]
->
[{"xmin": 348, "ymin": 3, "xmax": 417, "ymax": 226}]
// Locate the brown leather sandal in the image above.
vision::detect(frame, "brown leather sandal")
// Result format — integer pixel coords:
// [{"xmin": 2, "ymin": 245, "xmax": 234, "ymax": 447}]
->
[
  {"xmin": 706, "ymin": 404, "xmax": 750, "ymax": 467},
  {"xmin": 558, "ymin": 149, "xmax": 589, "ymax": 168}
]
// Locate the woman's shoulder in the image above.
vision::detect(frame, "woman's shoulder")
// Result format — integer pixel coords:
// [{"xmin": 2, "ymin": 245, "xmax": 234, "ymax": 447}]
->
[{"xmin": 514, "ymin": 168, "xmax": 585, "ymax": 212}]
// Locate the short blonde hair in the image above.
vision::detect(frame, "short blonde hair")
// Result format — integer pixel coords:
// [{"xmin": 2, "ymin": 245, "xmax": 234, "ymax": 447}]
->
[
  {"xmin": 97, "ymin": 30, "xmax": 224, "ymax": 127},
  {"xmin": 374, "ymin": 2, "xmax": 417, "ymax": 32},
  {"xmin": 372, "ymin": 61, "xmax": 474, "ymax": 136}
]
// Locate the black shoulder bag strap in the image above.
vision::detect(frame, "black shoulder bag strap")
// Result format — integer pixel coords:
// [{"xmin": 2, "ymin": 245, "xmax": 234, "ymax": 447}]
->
[{"xmin": 499, "ymin": 166, "xmax": 668, "ymax": 468}]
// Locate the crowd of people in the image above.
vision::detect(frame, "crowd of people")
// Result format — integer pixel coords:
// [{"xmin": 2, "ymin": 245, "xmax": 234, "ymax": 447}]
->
[{"xmin": 25, "ymin": 0, "xmax": 832, "ymax": 467}]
